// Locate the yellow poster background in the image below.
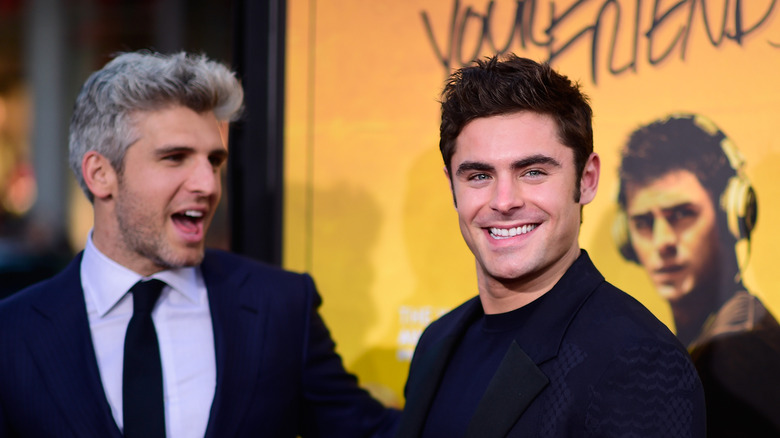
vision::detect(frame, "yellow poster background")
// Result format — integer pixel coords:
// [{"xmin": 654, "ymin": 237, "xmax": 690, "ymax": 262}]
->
[{"xmin": 284, "ymin": 0, "xmax": 780, "ymax": 404}]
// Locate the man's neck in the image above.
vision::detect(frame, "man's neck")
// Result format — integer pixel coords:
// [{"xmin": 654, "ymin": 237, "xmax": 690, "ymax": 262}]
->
[
  {"xmin": 477, "ymin": 248, "xmax": 581, "ymax": 314},
  {"xmin": 89, "ymin": 228, "xmax": 167, "ymax": 277}
]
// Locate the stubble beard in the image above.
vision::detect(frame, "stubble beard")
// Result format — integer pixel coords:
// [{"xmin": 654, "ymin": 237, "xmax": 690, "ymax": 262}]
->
[{"xmin": 115, "ymin": 189, "xmax": 205, "ymax": 271}]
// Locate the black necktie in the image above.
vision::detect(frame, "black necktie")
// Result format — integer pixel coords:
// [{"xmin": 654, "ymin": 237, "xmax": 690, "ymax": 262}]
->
[{"xmin": 123, "ymin": 279, "xmax": 167, "ymax": 438}]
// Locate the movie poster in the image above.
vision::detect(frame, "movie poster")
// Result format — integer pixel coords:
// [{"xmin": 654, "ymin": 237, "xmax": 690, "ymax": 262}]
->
[{"xmin": 284, "ymin": 0, "xmax": 780, "ymax": 407}]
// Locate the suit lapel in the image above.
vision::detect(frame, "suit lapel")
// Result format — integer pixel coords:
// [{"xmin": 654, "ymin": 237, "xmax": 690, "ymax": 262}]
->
[
  {"xmin": 27, "ymin": 254, "xmax": 121, "ymax": 437},
  {"xmin": 464, "ymin": 251, "xmax": 603, "ymax": 436},
  {"xmin": 400, "ymin": 252, "xmax": 605, "ymax": 437},
  {"xmin": 395, "ymin": 333, "xmax": 461, "ymax": 436},
  {"xmin": 464, "ymin": 342, "xmax": 549, "ymax": 437},
  {"xmin": 202, "ymin": 252, "xmax": 270, "ymax": 438},
  {"xmin": 395, "ymin": 298, "xmax": 482, "ymax": 438}
]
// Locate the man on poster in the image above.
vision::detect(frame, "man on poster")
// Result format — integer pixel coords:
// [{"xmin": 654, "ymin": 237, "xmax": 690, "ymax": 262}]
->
[
  {"xmin": 615, "ymin": 113, "xmax": 780, "ymax": 435},
  {"xmin": 395, "ymin": 54, "xmax": 705, "ymax": 437},
  {"xmin": 0, "ymin": 50, "xmax": 399, "ymax": 437}
]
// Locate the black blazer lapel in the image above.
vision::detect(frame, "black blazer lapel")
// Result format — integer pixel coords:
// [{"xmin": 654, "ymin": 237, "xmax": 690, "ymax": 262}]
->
[
  {"xmin": 395, "ymin": 332, "xmax": 461, "ymax": 437},
  {"xmin": 461, "ymin": 252, "xmax": 604, "ymax": 437},
  {"xmin": 202, "ymin": 251, "xmax": 269, "ymax": 438},
  {"xmin": 395, "ymin": 298, "xmax": 483, "ymax": 438},
  {"xmin": 464, "ymin": 341, "xmax": 549, "ymax": 438},
  {"xmin": 26, "ymin": 254, "xmax": 121, "ymax": 437}
]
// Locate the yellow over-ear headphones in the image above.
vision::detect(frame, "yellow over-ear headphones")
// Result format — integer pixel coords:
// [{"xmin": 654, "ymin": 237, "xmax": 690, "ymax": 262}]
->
[
  {"xmin": 612, "ymin": 208, "xmax": 636, "ymax": 262},
  {"xmin": 612, "ymin": 114, "xmax": 757, "ymax": 264}
]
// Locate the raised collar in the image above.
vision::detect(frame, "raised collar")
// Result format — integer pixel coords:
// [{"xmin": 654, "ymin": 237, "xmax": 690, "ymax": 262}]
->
[{"xmin": 81, "ymin": 231, "xmax": 202, "ymax": 317}]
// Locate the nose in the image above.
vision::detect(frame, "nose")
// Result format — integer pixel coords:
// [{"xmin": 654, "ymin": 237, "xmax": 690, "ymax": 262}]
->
[
  {"xmin": 652, "ymin": 217, "xmax": 677, "ymax": 255},
  {"xmin": 186, "ymin": 157, "xmax": 220, "ymax": 197},
  {"xmin": 489, "ymin": 177, "xmax": 522, "ymax": 214}
]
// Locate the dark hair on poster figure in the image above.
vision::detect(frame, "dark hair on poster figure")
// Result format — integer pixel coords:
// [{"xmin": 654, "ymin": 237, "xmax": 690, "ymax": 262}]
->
[{"xmin": 614, "ymin": 113, "xmax": 757, "ymax": 263}]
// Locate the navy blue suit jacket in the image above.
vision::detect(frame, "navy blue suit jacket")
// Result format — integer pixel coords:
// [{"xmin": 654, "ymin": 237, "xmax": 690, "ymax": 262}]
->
[
  {"xmin": 0, "ymin": 249, "xmax": 399, "ymax": 437},
  {"xmin": 396, "ymin": 251, "xmax": 706, "ymax": 437}
]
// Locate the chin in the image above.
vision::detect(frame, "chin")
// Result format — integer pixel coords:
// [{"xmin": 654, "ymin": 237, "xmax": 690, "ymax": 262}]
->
[
  {"xmin": 179, "ymin": 250, "xmax": 206, "ymax": 267},
  {"xmin": 484, "ymin": 265, "xmax": 534, "ymax": 284},
  {"xmin": 154, "ymin": 248, "xmax": 205, "ymax": 270},
  {"xmin": 658, "ymin": 286, "xmax": 688, "ymax": 303}
]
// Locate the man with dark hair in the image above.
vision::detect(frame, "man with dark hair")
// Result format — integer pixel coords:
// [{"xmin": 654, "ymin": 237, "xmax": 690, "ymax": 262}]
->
[
  {"xmin": 395, "ymin": 54, "xmax": 705, "ymax": 437},
  {"xmin": 616, "ymin": 113, "xmax": 780, "ymax": 436},
  {"xmin": 0, "ymin": 51, "xmax": 399, "ymax": 437}
]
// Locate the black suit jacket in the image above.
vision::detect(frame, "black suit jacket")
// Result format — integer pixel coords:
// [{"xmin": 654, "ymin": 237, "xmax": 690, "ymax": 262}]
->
[
  {"xmin": 396, "ymin": 251, "xmax": 706, "ymax": 437},
  {"xmin": 0, "ymin": 249, "xmax": 399, "ymax": 437}
]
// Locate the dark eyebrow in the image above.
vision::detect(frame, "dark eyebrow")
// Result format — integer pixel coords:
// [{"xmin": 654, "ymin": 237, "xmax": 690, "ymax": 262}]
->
[
  {"xmin": 155, "ymin": 145, "xmax": 194, "ymax": 156},
  {"xmin": 455, "ymin": 161, "xmax": 495, "ymax": 176},
  {"xmin": 629, "ymin": 202, "xmax": 697, "ymax": 219},
  {"xmin": 511, "ymin": 154, "xmax": 561, "ymax": 170},
  {"xmin": 661, "ymin": 203, "xmax": 697, "ymax": 215},
  {"xmin": 629, "ymin": 211, "xmax": 653, "ymax": 220},
  {"xmin": 455, "ymin": 154, "xmax": 561, "ymax": 176}
]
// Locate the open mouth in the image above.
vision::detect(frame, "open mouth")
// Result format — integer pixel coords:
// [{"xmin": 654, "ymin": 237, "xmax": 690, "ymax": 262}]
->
[
  {"xmin": 489, "ymin": 224, "xmax": 537, "ymax": 240},
  {"xmin": 172, "ymin": 209, "xmax": 205, "ymax": 235}
]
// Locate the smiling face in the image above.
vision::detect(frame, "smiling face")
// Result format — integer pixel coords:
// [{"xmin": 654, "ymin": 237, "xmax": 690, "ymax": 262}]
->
[
  {"xmin": 447, "ymin": 112, "xmax": 599, "ymax": 310},
  {"xmin": 92, "ymin": 105, "xmax": 227, "ymax": 275},
  {"xmin": 625, "ymin": 169, "xmax": 721, "ymax": 303}
]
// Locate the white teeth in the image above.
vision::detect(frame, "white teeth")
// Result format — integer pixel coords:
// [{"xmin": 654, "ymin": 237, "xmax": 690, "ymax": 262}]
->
[
  {"xmin": 489, "ymin": 224, "xmax": 537, "ymax": 239},
  {"xmin": 184, "ymin": 210, "xmax": 203, "ymax": 218}
]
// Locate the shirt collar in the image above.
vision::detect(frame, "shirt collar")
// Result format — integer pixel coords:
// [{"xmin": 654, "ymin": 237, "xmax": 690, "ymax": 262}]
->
[{"xmin": 81, "ymin": 231, "xmax": 203, "ymax": 317}]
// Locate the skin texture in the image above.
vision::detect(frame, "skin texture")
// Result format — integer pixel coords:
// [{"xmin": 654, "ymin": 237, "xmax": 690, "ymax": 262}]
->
[
  {"xmin": 446, "ymin": 111, "xmax": 600, "ymax": 314},
  {"xmin": 82, "ymin": 105, "xmax": 228, "ymax": 276}
]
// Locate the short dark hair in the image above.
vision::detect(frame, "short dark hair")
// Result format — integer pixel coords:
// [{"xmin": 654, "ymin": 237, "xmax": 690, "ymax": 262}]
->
[
  {"xmin": 615, "ymin": 114, "xmax": 759, "ymax": 263},
  {"xmin": 439, "ymin": 54, "xmax": 593, "ymax": 197},
  {"xmin": 617, "ymin": 114, "xmax": 736, "ymax": 212}
]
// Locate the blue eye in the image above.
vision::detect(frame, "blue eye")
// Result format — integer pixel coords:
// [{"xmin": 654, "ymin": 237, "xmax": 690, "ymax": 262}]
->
[
  {"xmin": 163, "ymin": 154, "xmax": 185, "ymax": 162},
  {"xmin": 524, "ymin": 169, "xmax": 546, "ymax": 177}
]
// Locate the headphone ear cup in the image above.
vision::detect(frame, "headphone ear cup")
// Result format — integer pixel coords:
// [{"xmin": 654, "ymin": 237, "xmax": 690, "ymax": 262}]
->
[
  {"xmin": 721, "ymin": 175, "xmax": 758, "ymax": 242},
  {"xmin": 612, "ymin": 209, "xmax": 639, "ymax": 263}
]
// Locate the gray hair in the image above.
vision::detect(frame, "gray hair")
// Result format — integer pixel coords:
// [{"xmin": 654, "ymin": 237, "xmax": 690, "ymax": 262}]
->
[{"xmin": 69, "ymin": 50, "xmax": 244, "ymax": 202}]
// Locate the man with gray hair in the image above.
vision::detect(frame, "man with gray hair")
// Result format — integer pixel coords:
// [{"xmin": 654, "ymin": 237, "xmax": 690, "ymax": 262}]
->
[{"xmin": 0, "ymin": 51, "xmax": 399, "ymax": 437}]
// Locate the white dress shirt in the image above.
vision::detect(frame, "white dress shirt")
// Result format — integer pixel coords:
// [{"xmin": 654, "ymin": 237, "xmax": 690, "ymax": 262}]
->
[{"xmin": 81, "ymin": 232, "xmax": 216, "ymax": 437}]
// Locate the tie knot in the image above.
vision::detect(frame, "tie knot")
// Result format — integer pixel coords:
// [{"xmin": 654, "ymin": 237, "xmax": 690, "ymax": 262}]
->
[{"xmin": 130, "ymin": 279, "xmax": 166, "ymax": 314}]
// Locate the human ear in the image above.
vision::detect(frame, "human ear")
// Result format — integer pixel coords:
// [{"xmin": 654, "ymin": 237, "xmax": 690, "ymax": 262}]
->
[
  {"xmin": 579, "ymin": 153, "xmax": 600, "ymax": 205},
  {"xmin": 82, "ymin": 151, "xmax": 117, "ymax": 200},
  {"xmin": 444, "ymin": 166, "xmax": 457, "ymax": 208}
]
